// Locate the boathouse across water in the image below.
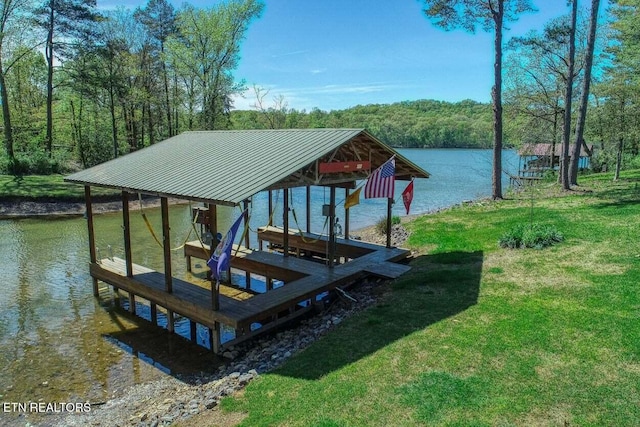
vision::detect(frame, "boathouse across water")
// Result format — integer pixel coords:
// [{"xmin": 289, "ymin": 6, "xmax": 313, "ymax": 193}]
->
[{"xmin": 65, "ymin": 129, "xmax": 429, "ymax": 353}]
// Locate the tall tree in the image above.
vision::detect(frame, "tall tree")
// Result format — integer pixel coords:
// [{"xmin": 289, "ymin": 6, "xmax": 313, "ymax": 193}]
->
[
  {"xmin": 134, "ymin": 0, "xmax": 176, "ymax": 137},
  {"xmin": 420, "ymin": 0, "xmax": 534, "ymax": 200},
  {"xmin": 569, "ymin": 0, "xmax": 600, "ymax": 185},
  {"xmin": 34, "ymin": 0, "xmax": 100, "ymax": 157},
  {"xmin": 166, "ymin": 0, "xmax": 263, "ymax": 130},
  {"xmin": 560, "ymin": 0, "xmax": 578, "ymax": 190},
  {"xmin": 0, "ymin": 0, "xmax": 34, "ymax": 167}
]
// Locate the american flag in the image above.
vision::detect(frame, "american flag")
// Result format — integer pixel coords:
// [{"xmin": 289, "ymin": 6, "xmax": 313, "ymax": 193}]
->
[{"xmin": 364, "ymin": 158, "xmax": 395, "ymax": 199}]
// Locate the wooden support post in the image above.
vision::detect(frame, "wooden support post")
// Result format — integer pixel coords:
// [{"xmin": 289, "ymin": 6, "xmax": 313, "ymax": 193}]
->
[
  {"xmin": 84, "ymin": 186, "xmax": 99, "ymax": 296},
  {"xmin": 344, "ymin": 188, "xmax": 350, "ymax": 241},
  {"xmin": 167, "ymin": 310, "xmax": 174, "ymax": 333},
  {"xmin": 211, "ymin": 205, "xmax": 221, "ymax": 309},
  {"xmin": 161, "ymin": 197, "xmax": 172, "ymax": 293},
  {"xmin": 128, "ymin": 293, "xmax": 136, "ymax": 314},
  {"xmin": 243, "ymin": 199, "xmax": 251, "ymax": 290},
  {"xmin": 208, "ymin": 204, "xmax": 217, "ymax": 281},
  {"xmin": 328, "ymin": 186, "xmax": 336, "ymax": 268},
  {"xmin": 306, "ymin": 185, "xmax": 311, "ymax": 233},
  {"xmin": 122, "ymin": 191, "xmax": 133, "ymax": 277},
  {"xmin": 210, "ymin": 325, "xmax": 220, "ymax": 353},
  {"xmin": 150, "ymin": 303, "xmax": 157, "ymax": 324},
  {"xmin": 190, "ymin": 321, "xmax": 197, "ymax": 342},
  {"xmin": 268, "ymin": 190, "xmax": 273, "ymax": 226},
  {"xmin": 386, "ymin": 197, "xmax": 393, "ymax": 248},
  {"xmin": 283, "ymin": 189, "xmax": 289, "ymax": 257}
]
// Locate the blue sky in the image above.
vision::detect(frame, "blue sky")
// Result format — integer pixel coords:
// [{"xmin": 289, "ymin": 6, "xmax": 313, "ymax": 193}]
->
[{"xmin": 100, "ymin": 1, "xmax": 593, "ymax": 111}]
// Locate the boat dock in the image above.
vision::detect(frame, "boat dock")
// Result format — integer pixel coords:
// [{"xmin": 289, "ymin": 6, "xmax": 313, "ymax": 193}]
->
[{"xmin": 65, "ymin": 129, "xmax": 429, "ymax": 353}]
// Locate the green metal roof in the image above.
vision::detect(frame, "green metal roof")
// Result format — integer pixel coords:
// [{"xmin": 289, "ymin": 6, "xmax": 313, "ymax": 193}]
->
[{"xmin": 65, "ymin": 129, "xmax": 429, "ymax": 206}]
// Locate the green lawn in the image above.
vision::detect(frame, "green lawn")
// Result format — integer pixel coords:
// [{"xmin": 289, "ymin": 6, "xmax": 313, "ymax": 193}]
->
[
  {"xmin": 0, "ymin": 174, "xmax": 119, "ymax": 201},
  {"xmin": 221, "ymin": 171, "xmax": 640, "ymax": 426}
]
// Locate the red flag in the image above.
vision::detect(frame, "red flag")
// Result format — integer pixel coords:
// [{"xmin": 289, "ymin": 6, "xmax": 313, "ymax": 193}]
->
[{"xmin": 401, "ymin": 180, "xmax": 414, "ymax": 215}]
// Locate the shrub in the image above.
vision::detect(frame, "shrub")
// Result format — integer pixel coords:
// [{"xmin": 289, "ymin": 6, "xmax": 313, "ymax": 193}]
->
[
  {"xmin": 499, "ymin": 223, "xmax": 564, "ymax": 249},
  {"xmin": 376, "ymin": 215, "xmax": 401, "ymax": 234}
]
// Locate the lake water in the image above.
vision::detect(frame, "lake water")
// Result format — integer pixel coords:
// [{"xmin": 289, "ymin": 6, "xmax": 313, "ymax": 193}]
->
[{"xmin": 0, "ymin": 149, "xmax": 518, "ymax": 421}]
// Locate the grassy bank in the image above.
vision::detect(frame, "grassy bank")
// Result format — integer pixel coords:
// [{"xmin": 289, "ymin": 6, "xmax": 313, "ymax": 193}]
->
[
  {"xmin": 221, "ymin": 171, "xmax": 640, "ymax": 426},
  {"xmin": 0, "ymin": 174, "xmax": 119, "ymax": 201}
]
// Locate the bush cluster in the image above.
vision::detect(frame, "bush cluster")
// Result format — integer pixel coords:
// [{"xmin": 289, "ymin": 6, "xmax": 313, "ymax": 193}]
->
[
  {"xmin": 1, "ymin": 151, "xmax": 69, "ymax": 175},
  {"xmin": 499, "ymin": 223, "xmax": 564, "ymax": 249},
  {"xmin": 376, "ymin": 215, "xmax": 401, "ymax": 235}
]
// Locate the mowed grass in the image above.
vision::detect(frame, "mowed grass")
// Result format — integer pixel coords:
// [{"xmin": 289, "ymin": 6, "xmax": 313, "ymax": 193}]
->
[
  {"xmin": 222, "ymin": 171, "xmax": 640, "ymax": 426},
  {"xmin": 0, "ymin": 174, "xmax": 119, "ymax": 201}
]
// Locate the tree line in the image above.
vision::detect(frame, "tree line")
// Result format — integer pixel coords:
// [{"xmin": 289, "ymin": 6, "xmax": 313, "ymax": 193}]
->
[
  {"xmin": 0, "ymin": 0, "xmax": 639, "ymax": 185},
  {"xmin": 0, "ymin": 0, "xmax": 264, "ymax": 174},
  {"xmin": 230, "ymin": 98, "xmax": 495, "ymax": 149}
]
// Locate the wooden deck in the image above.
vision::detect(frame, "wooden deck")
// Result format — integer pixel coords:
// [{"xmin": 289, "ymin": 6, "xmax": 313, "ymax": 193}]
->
[
  {"xmin": 95, "ymin": 234, "xmax": 412, "ymax": 351},
  {"xmin": 256, "ymin": 225, "xmax": 384, "ymax": 259}
]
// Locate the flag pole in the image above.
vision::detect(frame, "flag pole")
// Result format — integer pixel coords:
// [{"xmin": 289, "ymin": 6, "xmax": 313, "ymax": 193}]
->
[{"xmin": 386, "ymin": 197, "xmax": 393, "ymax": 248}]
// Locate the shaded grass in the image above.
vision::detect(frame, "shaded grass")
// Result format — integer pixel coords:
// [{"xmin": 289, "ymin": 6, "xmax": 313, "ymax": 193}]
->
[
  {"xmin": 221, "ymin": 170, "xmax": 640, "ymax": 426},
  {"xmin": 0, "ymin": 174, "xmax": 119, "ymax": 201}
]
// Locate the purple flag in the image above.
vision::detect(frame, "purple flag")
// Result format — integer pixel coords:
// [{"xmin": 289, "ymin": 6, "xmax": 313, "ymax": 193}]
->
[{"xmin": 207, "ymin": 210, "xmax": 245, "ymax": 281}]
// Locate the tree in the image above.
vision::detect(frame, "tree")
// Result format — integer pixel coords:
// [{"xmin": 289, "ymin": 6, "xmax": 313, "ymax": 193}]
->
[
  {"xmin": 420, "ymin": 0, "xmax": 534, "ymax": 200},
  {"xmin": 560, "ymin": 0, "xmax": 577, "ymax": 190},
  {"xmin": 569, "ymin": 0, "xmax": 600, "ymax": 185},
  {"xmin": 251, "ymin": 85, "xmax": 289, "ymax": 129},
  {"xmin": 0, "ymin": 0, "xmax": 35, "ymax": 168},
  {"xmin": 134, "ymin": 0, "xmax": 177, "ymax": 137},
  {"xmin": 33, "ymin": 0, "xmax": 100, "ymax": 157},
  {"xmin": 166, "ymin": 0, "xmax": 264, "ymax": 130}
]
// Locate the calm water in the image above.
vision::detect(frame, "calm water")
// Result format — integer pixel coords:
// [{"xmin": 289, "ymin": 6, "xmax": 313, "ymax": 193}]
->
[{"xmin": 0, "ymin": 149, "xmax": 517, "ymax": 423}]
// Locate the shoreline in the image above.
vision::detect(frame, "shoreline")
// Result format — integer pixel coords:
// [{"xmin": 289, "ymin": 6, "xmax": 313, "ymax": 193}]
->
[{"xmin": 0, "ymin": 197, "xmax": 182, "ymax": 220}]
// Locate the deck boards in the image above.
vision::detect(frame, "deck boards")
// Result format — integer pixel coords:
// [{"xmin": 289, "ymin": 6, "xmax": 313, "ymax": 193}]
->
[
  {"xmin": 93, "ymin": 231, "xmax": 412, "ymax": 349},
  {"xmin": 257, "ymin": 225, "xmax": 379, "ymax": 258}
]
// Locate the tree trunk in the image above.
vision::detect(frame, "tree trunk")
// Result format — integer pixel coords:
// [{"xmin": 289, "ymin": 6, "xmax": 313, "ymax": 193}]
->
[
  {"xmin": 561, "ymin": 0, "xmax": 578, "ymax": 190},
  {"xmin": 570, "ymin": 0, "xmax": 600, "ymax": 185},
  {"xmin": 614, "ymin": 137, "xmax": 623, "ymax": 181},
  {"xmin": 161, "ymin": 42, "xmax": 173, "ymax": 137},
  {"xmin": 45, "ymin": 0, "xmax": 54, "ymax": 158},
  {"xmin": 0, "ymin": 58, "xmax": 14, "ymax": 163},
  {"xmin": 109, "ymin": 84, "xmax": 118, "ymax": 158},
  {"xmin": 491, "ymin": 0, "xmax": 504, "ymax": 200}
]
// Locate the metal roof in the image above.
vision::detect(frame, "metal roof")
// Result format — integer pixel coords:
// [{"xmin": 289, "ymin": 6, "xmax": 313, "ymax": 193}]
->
[
  {"xmin": 519, "ymin": 143, "xmax": 593, "ymax": 157},
  {"xmin": 65, "ymin": 129, "xmax": 429, "ymax": 206}
]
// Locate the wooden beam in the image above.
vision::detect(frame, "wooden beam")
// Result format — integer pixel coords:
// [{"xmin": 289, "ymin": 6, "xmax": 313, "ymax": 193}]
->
[
  {"xmin": 211, "ymin": 207, "xmax": 220, "ymax": 313},
  {"xmin": 243, "ymin": 199, "xmax": 251, "ymax": 290},
  {"xmin": 84, "ymin": 186, "xmax": 99, "ymax": 296},
  {"xmin": 161, "ymin": 197, "xmax": 172, "ymax": 293},
  {"xmin": 328, "ymin": 186, "xmax": 336, "ymax": 268},
  {"xmin": 268, "ymin": 190, "xmax": 273, "ymax": 226},
  {"xmin": 283, "ymin": 189, "xmax": 289, "ymax": 257},
  {"xmin": 122, "ymin": 191, "xmax": 133, "ymax": 277},
  {"xmin": 190, "ymin": 321, "xmax": 197, "ymax": 342},
  {"xmin": 306, "ymin": 186, "xmax": 311, "ymax": 233},
  {"xmin": 345, "ymin": 188, "xmax": 350, "ymax": 241}
]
